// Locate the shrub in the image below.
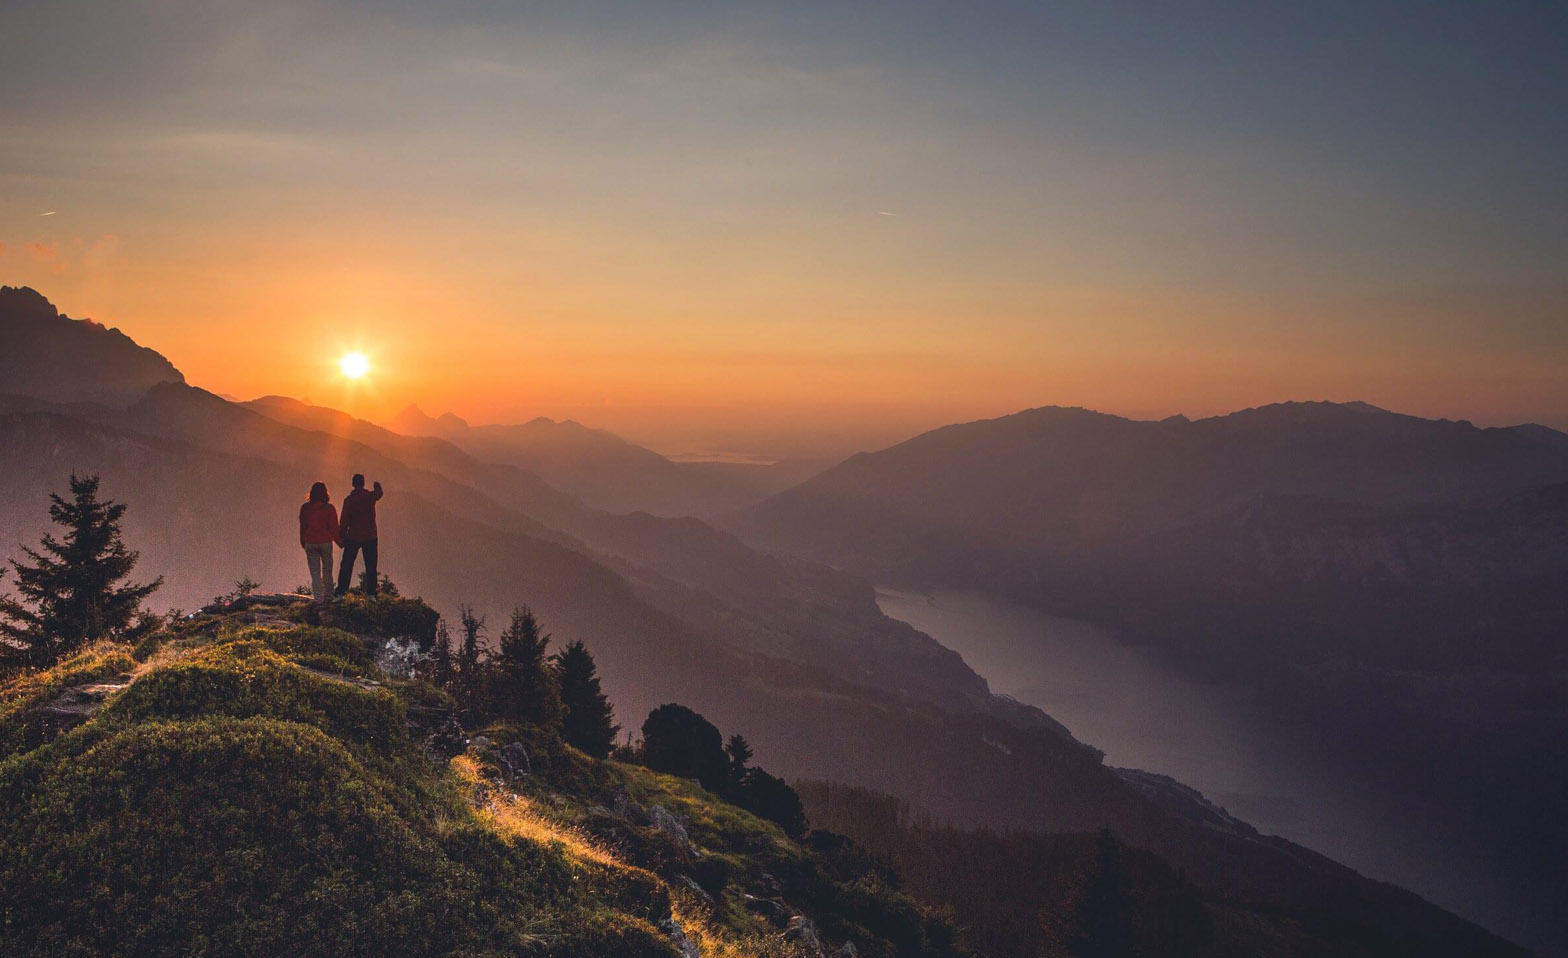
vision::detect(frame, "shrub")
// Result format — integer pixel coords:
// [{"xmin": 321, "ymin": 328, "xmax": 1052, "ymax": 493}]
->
[{"xmin": 641, "ymin": 704, "xmax": 729, "ymax": 792}]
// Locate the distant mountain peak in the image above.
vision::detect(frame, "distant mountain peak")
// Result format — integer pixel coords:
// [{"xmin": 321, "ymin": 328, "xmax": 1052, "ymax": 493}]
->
[
  {"xmin": 0, "ymin": 284, "xmax": 60, "ymax": 319},
  {"xmin": 389, "ymin": 404, "xmax": 468, "ymax": 435},
  {"xmin": 0, "ymin": 286, "xmax": 184, "ymax": 406}
]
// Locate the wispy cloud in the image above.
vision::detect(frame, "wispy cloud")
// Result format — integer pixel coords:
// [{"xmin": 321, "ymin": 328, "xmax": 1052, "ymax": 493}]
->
[{"xmin": 38, "ymin": 211, "xmax": 56, "ymax": 216}]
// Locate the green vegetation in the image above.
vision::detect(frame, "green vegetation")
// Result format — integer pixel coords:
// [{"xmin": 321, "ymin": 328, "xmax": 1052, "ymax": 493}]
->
[
  {"xmin": 490, "ymin": 606, "xmax": 565, "ymax": 730},
  {"xmin": 639, "ymin": 704, "xmax": 808, "ymax": 839},
  {"xmin": 0, "ymin": 474, "xmax": 161, "ymax": 672},
  {"xmin": 0, "ymin": 596, "xmax": 965, "ymax": 956},
  {"xmin": 553, "ymin": 639, "xmax": 618, "ymax": 759}
]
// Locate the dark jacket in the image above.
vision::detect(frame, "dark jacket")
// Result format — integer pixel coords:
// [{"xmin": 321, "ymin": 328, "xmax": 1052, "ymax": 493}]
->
[{"xmin": 340, "ymin": 485, "xmax": 383, "ymax": 543}]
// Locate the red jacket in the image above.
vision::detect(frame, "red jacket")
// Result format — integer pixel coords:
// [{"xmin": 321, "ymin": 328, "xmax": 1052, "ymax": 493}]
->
[
  {"xmin": 339, "ymin": 485, "xmax": 383, "ymax": 543},
  {"xmin": 299, "ymin": 500, "xmax": 339, "ymax": 546}
]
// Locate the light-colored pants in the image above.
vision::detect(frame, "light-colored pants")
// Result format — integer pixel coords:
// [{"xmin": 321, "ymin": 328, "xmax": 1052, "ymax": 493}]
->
[{"xmin": 304, "ymin": 542, "xmax": 335, "ymax": 602}]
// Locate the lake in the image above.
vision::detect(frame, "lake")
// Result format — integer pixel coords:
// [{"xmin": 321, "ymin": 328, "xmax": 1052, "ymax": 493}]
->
[{"xmin": 877, "ymin": 588, "xmax": 1538, "ymax": 953}]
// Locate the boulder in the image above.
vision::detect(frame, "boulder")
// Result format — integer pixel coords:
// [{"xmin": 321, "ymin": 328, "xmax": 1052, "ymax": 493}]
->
[
  {"xmin": 658, "ymin": 917, "xmax": 701, "ymax": 958},
  {"xmin": 742, "ymin": 893, "xmax": 789, "ymax": 927},
  {"xmin": 648, "ymin": 804, "xmax": 699, "ymax": 859},
  {"xmin": 422, "ymin": 718, "xmax": 467, "ymax": 762},
  {"xmin": 499, "ymin": 741, "xmax": 531, "ymax": 777},
  {"xmin": 783, "ymin": 916, "xmax": 826, "ymax": 957}
]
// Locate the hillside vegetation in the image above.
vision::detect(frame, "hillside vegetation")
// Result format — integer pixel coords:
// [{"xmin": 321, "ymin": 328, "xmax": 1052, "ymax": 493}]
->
[{"xmin": 0, "ymin": 595, "xmax": 962, "ymax": 957}]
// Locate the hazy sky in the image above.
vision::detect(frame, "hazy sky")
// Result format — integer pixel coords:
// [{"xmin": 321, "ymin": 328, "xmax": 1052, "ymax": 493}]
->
[{"xmin": 3, "ymin": 1, "xmax": 1565, "ymax": 457}]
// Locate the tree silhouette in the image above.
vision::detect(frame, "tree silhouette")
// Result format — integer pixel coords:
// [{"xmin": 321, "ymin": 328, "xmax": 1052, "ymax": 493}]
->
[
  {"xmin": 725, "ymin": 733, "xmax": 753, "ymax": 784},
  {"xmin": 553, "ymin": 640, "xmax": 618, "ymax": 757},
  {"xmin": 454, "ymin": 606, "xmax": 485, "ymax": 719},
  {"xmin": 428, "ymin": 618, "xmax": 455, "ymax": 688},
  {"xmin": 641, "ymin": 704, "xmax": 729, "ymax": 791},
  {"xmin": 0, "ymin": 474, "xmax": 160, "ymax": 670},
  {"xmin": 490, "ymin": 606, "xmax": 562, "ymax": 730}
]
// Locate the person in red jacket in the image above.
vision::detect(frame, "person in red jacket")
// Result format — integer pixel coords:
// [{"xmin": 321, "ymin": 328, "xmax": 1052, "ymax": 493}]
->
[
  {"xmin": 335, "ymin": 473, "xmax": 384, "ymax": 597},
  {"xmin": 298, "ymin": 481, "xmax": 340, "ymax": 604}
]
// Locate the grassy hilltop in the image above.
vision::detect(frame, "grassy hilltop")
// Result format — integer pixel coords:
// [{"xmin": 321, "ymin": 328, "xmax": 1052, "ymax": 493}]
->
[{"xmin": 0, "ymin": 594, "xmax": 962, "ymax": 958}]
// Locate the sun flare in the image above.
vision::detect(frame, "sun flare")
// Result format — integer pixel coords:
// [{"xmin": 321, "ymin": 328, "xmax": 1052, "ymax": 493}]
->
[{"xmin": 338, "ymin": 351, "xmax": 371, "ymax": 379}]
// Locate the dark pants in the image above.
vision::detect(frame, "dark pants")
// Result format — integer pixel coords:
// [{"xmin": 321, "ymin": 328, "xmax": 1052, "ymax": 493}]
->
[{"xmin": 336, "ymin": 538, "xmax": 378, "ymax": 595}]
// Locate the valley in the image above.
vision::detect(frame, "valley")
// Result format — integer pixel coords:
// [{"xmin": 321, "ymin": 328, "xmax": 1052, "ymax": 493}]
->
[{"xmin": 877, "ymin": 588, "xmax": 1547, "ymax": 953}]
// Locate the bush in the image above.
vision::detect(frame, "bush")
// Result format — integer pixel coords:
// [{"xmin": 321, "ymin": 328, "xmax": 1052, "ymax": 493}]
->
[{"xmin": 641, "ymin": 704, "xmax": 729, "ymax": 792}]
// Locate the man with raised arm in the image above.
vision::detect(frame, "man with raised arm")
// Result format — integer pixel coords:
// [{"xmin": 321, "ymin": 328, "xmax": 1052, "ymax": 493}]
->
[{"xmin": 335, "ymin": 473, "xmax": 384, "ymax": 597}]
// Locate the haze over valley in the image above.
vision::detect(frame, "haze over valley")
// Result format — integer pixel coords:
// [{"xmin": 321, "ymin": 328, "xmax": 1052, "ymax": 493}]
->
[{"xmin": 4, "ymin": 3, "xmax": 1566, "ymax": 954}]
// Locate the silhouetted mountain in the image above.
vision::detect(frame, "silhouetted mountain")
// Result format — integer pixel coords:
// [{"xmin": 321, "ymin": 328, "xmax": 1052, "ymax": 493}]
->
[
  {"xmin": 732, "ymin": 402, "xmax": 1568, "ymax": 952},
  {"xmin": 0, "ymin": 285, "xmax": 183, "ymax": 405},
  {"xmin": 0, "ymin": 294, "xmax": 1528, "ymax": 954},
  {"xmin": 390, "ymin": 403, "xmax": 821, "ymax": 517}
]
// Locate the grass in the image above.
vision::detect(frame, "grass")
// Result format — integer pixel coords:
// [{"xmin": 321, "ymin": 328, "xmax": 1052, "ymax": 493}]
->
[{"xmin": 0, "ymin": 600, "xmax": 967, "ymax": 957}]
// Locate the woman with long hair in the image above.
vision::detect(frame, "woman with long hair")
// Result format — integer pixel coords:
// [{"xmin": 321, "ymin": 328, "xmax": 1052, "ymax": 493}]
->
[{"xmin": 298, "ymin": 481, "xmax": 341, "ymax": 603}]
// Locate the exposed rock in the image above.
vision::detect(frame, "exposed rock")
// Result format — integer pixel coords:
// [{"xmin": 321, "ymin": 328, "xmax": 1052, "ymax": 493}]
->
[
  {"xmin": 783, "ymin": 915, "xmax": 826, "ymax": 957},
  {"xmin": 752, "ymin": 871, "xmax": 783, "ymax": 897},
  {"xmin": 421, "ymin": 718, "xmax": 467, "ymax": 762},
  {"xmin": 375, "ymin": 636, "xmax": 426, "ymax": 680},
  {"xmin": 610, "ymin": 786, "xmax": 645, "ymax": 822},
  {"xmin": 742, "ymin": 893, "xmax": 789, "ymax": 927},
  {"xmin": 648, "ymin": 804, "xmax": 699, "ymax": 859},
  {"xmin": 469, "ymin": 734, "xmax": 494, "ymax": 750},
  {"xmin": 658, "ymin": 917, "xmax": 701, "ymax": 958},
  {"xmin": 838, "ymin": 943, "xmax": 859, "ymax": 957},
  {"xmin": 499, "ymin": 741, "xmax": 531, "ymax": 777},
  {"xmin": 45, "ymin": 675, "xmax": 133, "ymax": 718},
  {"xmin": 675, "ymin": 873, "xmax": 714, "ymax": 907}
]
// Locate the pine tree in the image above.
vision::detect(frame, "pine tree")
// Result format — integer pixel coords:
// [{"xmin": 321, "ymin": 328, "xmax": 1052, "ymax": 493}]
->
[
  {"xmin": 552, "ymin": 640, "xmax": 618, "ymax": 758},
  {"xmin": 725, "ymin": 733, "xmax": 753, "ymax": 785},
  {"xmin": 455, "ymin": 606, "xmax": 486, "ymax": 719},
  {"xmin": 428, "ymin": 618, "xmax": 455, "ymax": 688},
  {"xmin": 491, "ymin": 606, "xmax": 563, "ymax": 730},
  {"xmin": 0, "ymin": 474, "xmax": 161, "ymax": 670}
]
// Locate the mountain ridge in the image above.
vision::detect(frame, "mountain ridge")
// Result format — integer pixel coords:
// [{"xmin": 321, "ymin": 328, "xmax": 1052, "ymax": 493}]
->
[{"xmin": 0, "ymin": 290, "xmax": 1532, "ymax": 953}]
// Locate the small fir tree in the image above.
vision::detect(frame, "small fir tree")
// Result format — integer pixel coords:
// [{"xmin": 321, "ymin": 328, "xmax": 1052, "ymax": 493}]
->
[
  {"xmin": 553, "ymin": 640, "xmax": 618, "ymax": 758},
  {"xmin": 0, "ymin": 474, "xmax": 161, "ymax": 669},
  {"xmin": 428, "ymin": 618, "xmax": 455, "ymax": 688},
  {"xmin": 490, "ymin": 606, "xmax": 563, "ymax": 730},
  {"xmin": 455, "ymin": 606, "xmax": 486, "ymax": 718},
  {"xmin": 725, "ymin": 733, "xmax": 753, "ymax": 785}
]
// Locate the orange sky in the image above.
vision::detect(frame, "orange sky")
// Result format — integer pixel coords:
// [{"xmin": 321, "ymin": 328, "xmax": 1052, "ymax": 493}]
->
[{"xmin": 3, "ymin": 3, "xmax": 1565, "ymax": 458}]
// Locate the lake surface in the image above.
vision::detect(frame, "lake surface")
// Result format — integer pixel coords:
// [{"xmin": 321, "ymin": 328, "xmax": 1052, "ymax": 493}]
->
[{"xmin": 877, "ymin": 588, "xmax": 1537, "ymax": 953}]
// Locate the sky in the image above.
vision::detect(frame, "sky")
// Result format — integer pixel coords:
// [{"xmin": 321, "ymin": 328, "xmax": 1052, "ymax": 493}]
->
[{"xmin": 3, "ymin": 0, "xmax": 1566, "ymax": 458}]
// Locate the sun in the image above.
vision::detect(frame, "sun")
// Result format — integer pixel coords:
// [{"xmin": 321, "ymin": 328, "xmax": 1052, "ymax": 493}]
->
[{"xmin": 339, "ymin": 351, "xmax": 371, "ymax": 379}]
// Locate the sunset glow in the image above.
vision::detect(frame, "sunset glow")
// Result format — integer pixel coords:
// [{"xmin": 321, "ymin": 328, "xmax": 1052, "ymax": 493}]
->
[{"xmin": 1, "ymin": 3, "xmax": 1564, "ymax": 459}]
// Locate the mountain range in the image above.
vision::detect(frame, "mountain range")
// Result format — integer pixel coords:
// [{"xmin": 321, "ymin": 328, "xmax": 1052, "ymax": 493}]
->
[
  {"xmin": 388, "ymin": 403, "xmax": 821, "ymax": 518},
  {"xmin": 730, "ymin": 401, "xmax": 1568, "ymax": 953},
  {"xmin": 0, "ymin": 286, "xmax": 1537, "ymax": 954}
]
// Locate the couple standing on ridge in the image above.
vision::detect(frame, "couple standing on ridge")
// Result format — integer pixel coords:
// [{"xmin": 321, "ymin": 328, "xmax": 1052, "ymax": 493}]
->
[{"xmin": 298, "ymin": 474, "xmax": 385, "ymax": 603}]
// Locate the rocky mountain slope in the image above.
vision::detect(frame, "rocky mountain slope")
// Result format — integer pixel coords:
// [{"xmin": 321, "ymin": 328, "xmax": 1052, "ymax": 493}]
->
[
  {"xmin": 0, "ymin": 596, "xmax": 965, "ymax": 956},
  {"xmin": 0, "ymin": 290, "xmax": 1528, "ymax": 953}
]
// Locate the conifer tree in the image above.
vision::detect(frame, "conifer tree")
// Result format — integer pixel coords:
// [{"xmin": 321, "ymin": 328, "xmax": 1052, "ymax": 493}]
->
[
  {"xmin": 0, "ymin": 474, "xmax": 161, "ymax": 670},
  {"xmin": 428, "ymin": 618, "xmax": 455, "ymax": 688},
  {"xmin": 491, "ymin": 606, "xmax": 563, "ymax": 730},
  {"xmin": 455, "ymin": 606, "xmax": 486, "ymax": 718},
  {"xmin": 552, "ymin": 639, "xmax": 618, "ymax": 757},
  {"xmin": 725, "ymin": 733, "xmax": 753, "ymax": 785}
]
